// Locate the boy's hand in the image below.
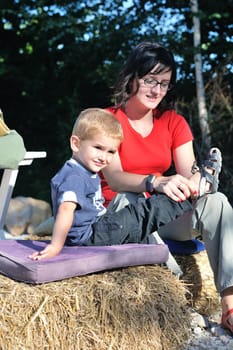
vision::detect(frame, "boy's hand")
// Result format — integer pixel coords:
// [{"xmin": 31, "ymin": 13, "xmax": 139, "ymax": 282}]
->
[{"xmin": 29, "ymin": 243, "xmax": 61, "ymax": 260}]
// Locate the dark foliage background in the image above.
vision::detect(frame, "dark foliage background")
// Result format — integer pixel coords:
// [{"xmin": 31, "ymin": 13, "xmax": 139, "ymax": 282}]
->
[{"xmin": 0, "ymin": 0, "xmax": 232, "ymax": 204}]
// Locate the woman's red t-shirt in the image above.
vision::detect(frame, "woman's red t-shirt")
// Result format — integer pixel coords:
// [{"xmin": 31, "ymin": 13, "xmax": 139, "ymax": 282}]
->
[{"xmin": 101, "ymin": 107, "xmax": 194, "ymax": 206}]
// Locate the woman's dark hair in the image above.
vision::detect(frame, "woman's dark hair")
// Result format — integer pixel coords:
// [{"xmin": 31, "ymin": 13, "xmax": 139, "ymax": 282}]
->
[{"xmin": 113, "ymin": 41, "xmax": 177, "ymax": 116}]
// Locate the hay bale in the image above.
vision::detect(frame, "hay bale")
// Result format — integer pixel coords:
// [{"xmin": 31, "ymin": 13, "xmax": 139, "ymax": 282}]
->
[
  {"xmin": 176, "ymin": 250, "xmax": 220, "ymax": 316},
  {"xmin": 0, "ymin": 265, "xmax": 191, "ymax": 350}
]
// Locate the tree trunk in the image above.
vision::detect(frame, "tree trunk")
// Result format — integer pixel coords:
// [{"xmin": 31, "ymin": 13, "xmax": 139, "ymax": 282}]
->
[{"xmin": 190, "ymin": 0, "xmax": 211, "ymax": 150}]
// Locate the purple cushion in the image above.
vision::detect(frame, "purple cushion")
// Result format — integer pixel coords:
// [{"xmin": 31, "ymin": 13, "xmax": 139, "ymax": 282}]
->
[{"xmin": 0, "ymin": 240, "xmax": 169, "ymax": 284}]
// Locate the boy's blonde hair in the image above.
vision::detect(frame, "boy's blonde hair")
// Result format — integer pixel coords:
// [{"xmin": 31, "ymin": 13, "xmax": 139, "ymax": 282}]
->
[{"xmin": 72, "ymin": 108, "xmax": 123, "ymax": 142}]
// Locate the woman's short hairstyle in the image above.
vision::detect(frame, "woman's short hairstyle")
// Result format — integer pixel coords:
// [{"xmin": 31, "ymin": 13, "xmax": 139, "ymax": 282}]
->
[
  {"xmin": 113, "ymin": 41, "xmax": 177, "ymax": 116},
  {"xmin": 72, "ymin": 108, "xmax": 123, "ymax": 142}
]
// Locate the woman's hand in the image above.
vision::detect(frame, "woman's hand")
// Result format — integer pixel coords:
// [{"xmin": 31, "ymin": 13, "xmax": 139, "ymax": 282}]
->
[{"xmin": 154, "ymin": 174, "xmax": 199, "ymax": 202}]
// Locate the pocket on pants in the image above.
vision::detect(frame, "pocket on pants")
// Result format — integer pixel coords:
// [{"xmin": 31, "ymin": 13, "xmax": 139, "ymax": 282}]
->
[{"xmin": 92, "ymin": 219, "xmax": 126, "ymax": 245}]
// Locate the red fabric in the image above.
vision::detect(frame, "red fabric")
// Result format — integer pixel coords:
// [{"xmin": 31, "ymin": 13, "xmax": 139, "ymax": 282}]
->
[{"xmin": 101, "ymin": 107, "xmax": 194, "ymax": 206}]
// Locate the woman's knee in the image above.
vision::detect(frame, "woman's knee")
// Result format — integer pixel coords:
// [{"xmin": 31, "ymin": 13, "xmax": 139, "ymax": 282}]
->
[
  {"xmin": 206, "ymin": 191, "xmax": 229, "ymax": 206},
  {"xmin": 197, "ymin": 191, "xmax": 227, "ymax": 207}
]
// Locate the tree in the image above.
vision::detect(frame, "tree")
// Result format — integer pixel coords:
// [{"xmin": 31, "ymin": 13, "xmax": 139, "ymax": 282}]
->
[
  {"xmin": 0, "ymin": 0, "xmax": 232, "ymax": 202},
  {"xmin": 190, "ymin": 0, "xmax": 211, "ymax": 151}
]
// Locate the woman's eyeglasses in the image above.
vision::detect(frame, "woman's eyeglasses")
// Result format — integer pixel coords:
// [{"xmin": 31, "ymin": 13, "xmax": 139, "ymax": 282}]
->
[{"xmin": 142, "ymin": 77, "xmax": 172, "ymax": 91}]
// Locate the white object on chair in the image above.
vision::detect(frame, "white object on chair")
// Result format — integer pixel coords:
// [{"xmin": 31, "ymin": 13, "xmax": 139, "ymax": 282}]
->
[{"xmin": 0, "ymin": 151, "xmax": 46, "ymax": 239}]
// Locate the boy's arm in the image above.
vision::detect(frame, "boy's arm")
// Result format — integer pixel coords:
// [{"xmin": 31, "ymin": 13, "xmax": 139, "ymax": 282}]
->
[{"xmin": 29, "ymin": 201, "xmax": 76, "ymax": 260}]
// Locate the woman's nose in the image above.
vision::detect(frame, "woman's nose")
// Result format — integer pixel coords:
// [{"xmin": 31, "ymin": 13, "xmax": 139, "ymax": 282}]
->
[{"xmin": 151, "ymin": 83, "xmax": 161, "ymax": 92}]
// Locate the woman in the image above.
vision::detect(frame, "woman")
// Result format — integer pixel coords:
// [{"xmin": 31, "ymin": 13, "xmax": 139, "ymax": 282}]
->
[{"xmin": 101, "ymin": 41, "xmax": 233, "ymax": 333}]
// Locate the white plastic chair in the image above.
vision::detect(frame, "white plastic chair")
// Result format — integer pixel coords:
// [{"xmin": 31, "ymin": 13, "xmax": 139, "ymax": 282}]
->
[{"xmin": 0, "ymin": 151, "xmax": 46, "ymax": 239}]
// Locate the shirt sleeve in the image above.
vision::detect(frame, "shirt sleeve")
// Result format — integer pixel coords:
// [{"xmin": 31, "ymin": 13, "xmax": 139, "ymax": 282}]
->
[
  {"xmin": 57, "ymin": 174, "xmax": 83, "ymax": 207},
  {"xmin": 169, "ymin": 111, "xmax": 194, "ymax": 150},
  {"xmin": 61, "ymin": 191, "xmax": 78, "ymax": 204}
]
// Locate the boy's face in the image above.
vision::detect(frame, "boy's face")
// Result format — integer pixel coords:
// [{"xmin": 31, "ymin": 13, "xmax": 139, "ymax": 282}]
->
[{"xmin": 71, "ymin": 133, "xmax": 120, "ymax": 173}]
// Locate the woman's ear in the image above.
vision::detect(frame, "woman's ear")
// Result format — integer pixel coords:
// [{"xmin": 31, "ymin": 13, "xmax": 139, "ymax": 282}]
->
[{"xmin": 70, "ymin": 135, "xmax": 80, "ymax": 152}]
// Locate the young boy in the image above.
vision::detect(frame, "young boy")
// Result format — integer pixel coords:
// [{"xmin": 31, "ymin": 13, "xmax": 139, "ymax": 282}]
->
[{"xmin": 29, "ymin": 108, "xmax": 192, "ymax": 260}]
